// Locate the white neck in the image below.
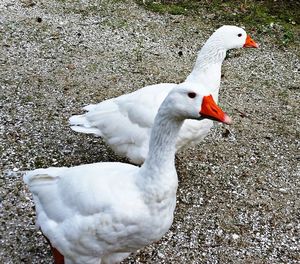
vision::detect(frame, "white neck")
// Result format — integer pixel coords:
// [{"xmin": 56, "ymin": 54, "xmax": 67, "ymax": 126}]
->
[
  {"xmin": 137, "ymin": 105, "xmax": 183, "ymax": 195},
  {"xmin": 185, "ymin": 38, "xmax": 227, "ymax": 101}
]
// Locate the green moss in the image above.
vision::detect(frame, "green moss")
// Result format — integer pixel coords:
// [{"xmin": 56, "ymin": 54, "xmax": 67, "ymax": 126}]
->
[
  {"xmin": 137, "ymin": 0, "xmax": 199, "ymax": 15},
  {"xmin": 282, "ymin": 28, "xmax": 295, "ymax": 45},
  {"xmin": 137, "ymin": 0, "xmax": 299, "ymax": 46}
]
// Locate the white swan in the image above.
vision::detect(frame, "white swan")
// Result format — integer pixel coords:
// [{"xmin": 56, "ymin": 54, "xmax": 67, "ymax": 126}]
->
[
  {"xmin": 24, "ymin": 83, "xmax": 232, "ymax": 264},
  {"xmin": 69, "ymin": 25, "xmax": 257, "ymax": 164}
]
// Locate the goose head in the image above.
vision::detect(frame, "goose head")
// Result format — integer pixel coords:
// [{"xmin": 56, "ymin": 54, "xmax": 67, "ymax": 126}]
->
[
  {"xmin": 211, "ymin": 25, "xmax": 259, "ymax": 50},
  {"xmin": 162, "ymin": 83, "xmax": 232, "ymax": 125}
]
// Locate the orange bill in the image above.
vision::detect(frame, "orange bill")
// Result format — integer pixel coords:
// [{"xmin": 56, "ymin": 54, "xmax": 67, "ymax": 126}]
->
[
  {"xmin": 200, "ymin": 95, "xmax": 232, "ymax": 125},
  {"xmin": 243, "ymin": 34, "xmax": 259, "ymax": 48}
]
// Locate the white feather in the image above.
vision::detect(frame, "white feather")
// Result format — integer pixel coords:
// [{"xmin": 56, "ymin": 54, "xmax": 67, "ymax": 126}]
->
[
  {"xmin": 69, "ymin": 26, "xmax": 254, "ymax": 164},
  {"xmin": 25, "ymin": 84, "xmax": 231, "ymax": 263}
]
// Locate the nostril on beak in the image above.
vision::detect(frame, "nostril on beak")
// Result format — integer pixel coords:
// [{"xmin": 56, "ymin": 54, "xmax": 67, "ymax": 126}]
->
[{"xmin": 212, "ymin": 107, "xmax": 218, "ymax": 114}]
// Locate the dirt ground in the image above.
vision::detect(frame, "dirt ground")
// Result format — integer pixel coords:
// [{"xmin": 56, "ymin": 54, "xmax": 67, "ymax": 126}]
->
[{"xmin": 1, "ymin": 0, "xmax": 299, "ymax": 263}]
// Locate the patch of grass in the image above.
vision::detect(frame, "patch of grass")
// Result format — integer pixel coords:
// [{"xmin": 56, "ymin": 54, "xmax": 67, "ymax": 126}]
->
[
  {"xmin": 137, "ymin": 0, "xmax": 201, "ymax": 15},
  {"xmin": 282, "ymin": 29, "xmax": 295, "ymax": 45},
  {"xmin": 137, "ymin": 0, "xmax": 299, "ymax": 46},
  {"xmin": 137, "ymin": 1, "xmax": 192, "ymax": 15}
]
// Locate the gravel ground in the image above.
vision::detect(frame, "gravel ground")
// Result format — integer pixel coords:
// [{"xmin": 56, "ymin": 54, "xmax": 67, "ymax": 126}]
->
[{"xmin": 1, "ymin": 0, "xmax": 299, "ymax": 263}]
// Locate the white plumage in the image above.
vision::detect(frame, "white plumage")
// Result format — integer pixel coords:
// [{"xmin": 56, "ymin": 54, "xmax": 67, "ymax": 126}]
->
[
  {"xmin": 69, "ymin": 25, "xmax": 258, "ymax": 164},
  {"xmin": 25, "ymin": 83, "xmax": 232, "ymax": 264}
]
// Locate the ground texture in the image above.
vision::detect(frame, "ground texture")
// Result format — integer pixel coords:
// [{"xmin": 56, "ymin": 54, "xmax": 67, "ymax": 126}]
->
[{"xmin": 0, "ymin": 0, "xmax": 299, "ymax": 263}]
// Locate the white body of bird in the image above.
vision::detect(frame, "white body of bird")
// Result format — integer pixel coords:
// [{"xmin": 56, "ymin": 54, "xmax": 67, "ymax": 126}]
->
[
  {"xmin": 25, "ymin": 83, "xmax": 232, "ymax": 264},
  {"xmin": 69, "ymin": 25, "xmax": 257, "ymax": 164},
  {"xmin": 69, "ymin": 26, "xmax": 257, "ymax": 164}
]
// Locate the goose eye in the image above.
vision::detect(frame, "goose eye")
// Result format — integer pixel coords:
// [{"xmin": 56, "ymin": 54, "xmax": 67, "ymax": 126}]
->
[
  {"xmin": 238, "ymin": 33, "xmax": 242, "ymax": 37},
  {"xmin": 188, "ymin": 92, "xmax": 197, "ymax": 98}
]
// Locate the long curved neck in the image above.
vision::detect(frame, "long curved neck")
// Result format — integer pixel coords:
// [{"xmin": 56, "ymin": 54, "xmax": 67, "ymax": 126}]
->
[
  {"xmin": 185, "ymin": 38, "xmax": 227, "ymax": 101},
  {"xmin": 138, "ymin": 106, "xmax": 183, "ymax": 186}
]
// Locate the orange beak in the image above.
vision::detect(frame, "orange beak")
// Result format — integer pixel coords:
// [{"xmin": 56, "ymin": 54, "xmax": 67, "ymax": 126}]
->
[
  {"xmin": 200, "ymin": 95, "xmax": 232, "ymax": 125},
  {"xmin": 243, "ymin": 34, "xmax": 259, "ymax": 48}
]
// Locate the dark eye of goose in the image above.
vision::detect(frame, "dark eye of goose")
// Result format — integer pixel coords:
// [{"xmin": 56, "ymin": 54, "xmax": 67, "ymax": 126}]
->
[
  {"xmin": 238, "ymin": 33, "xmax": 242, "ymax": 37},
  {"xmin": 188, "ymin": 92, "xmax": 197, "ymax": 98}
]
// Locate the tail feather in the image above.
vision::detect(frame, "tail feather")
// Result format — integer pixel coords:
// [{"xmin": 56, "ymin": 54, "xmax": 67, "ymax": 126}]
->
[
  {"xmin": 69, "ymin": 113, "xmax": 103, "ymax": 136},
  {"xmin": 70, "ymin": 125, "xmax": 102, "ymax": 136},
  {"xmin": 69, "ymin": 114, "xmax": 89, "ymax": 126},
  {"xmin": 69, "ymin": 101, "xmax": 120, "ymax": 137},
  {"xmin": 23, "ymin": 168, "xmax": 70, "ymax": 227},
  {"xmin": 23, "ymin": 168, "xmax": 64, "ymax": 186}
]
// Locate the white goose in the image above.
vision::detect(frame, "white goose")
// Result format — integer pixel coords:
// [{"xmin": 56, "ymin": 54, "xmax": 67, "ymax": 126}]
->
[
  {"xmin": 24, "ymin": 83, "xmax": 232, "ymax": 264},
  {"xmin": 69, "ymin": 25, "xmax": 258, "ymax": 164}
]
